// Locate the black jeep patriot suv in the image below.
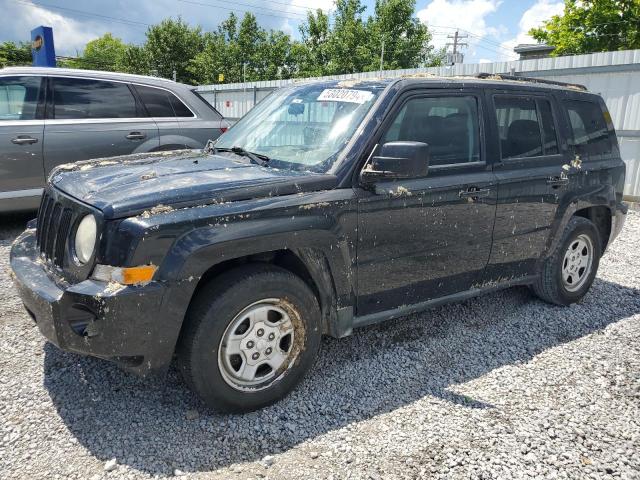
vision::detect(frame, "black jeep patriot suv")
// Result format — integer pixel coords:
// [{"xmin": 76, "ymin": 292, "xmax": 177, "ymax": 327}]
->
[{"xmin": 11, "ymin": 75, "xmax": 627, "ymax": 412}]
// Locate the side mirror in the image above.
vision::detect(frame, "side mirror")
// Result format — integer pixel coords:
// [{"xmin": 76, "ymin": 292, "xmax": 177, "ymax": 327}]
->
[{"xmin": 361, "ymin": 141, "xmax": 430, "ymax": 183}]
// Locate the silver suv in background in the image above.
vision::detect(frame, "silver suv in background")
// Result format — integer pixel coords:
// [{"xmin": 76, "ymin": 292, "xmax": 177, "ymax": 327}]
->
[{"xmin": 0, "ymin": 67, "xmax": 227, "ymax": 212}]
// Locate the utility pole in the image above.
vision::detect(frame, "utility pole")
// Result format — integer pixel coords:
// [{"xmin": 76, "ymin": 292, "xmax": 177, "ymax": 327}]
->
[
  {"xmin": 379, "ymin": 40, "xmax": 385, "ymax": 74},
  {"xmin": 446, "ymin": 30, "xmax": 468, "ymax": 65}
]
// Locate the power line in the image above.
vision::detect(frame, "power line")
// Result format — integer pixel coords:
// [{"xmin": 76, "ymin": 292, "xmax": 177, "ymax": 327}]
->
[
  {"xmin": 9, "ymin": 0, "xmax": 150, "ymax": 29},
  {"xmin": 176, "ymin": 0, "xmax": 309, "ymax": 21}
]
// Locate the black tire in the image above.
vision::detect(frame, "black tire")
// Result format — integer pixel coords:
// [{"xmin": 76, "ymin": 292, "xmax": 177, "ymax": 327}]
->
[
  {"xmin": 532, "ymin": 216, "xmax": 601, "ymax": 306},
  {"xmin": 176, "ymin": 264, "xmax": 321, "ymax": 413}
]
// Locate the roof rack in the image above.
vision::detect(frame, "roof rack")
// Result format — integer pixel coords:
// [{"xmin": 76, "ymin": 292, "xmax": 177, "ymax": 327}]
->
[{"xmin": 474, "ymin": 72, "xmax": 587, "ymax": 91}]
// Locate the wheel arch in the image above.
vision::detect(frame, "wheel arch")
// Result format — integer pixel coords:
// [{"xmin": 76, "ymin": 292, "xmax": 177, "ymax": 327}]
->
[
  {"xmin": 190, "ymin": 248, "xmax": 336, "ymax": 331},
  {"xmin": 545, "ymin": 187, "xmax": 617, "ymax": 261},
  {"xmin": 573, "ymin": 205, "xmax": 611, "ymax": 252}
]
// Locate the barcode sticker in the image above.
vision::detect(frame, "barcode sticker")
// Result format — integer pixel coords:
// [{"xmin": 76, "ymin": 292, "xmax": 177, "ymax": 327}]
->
[{"xmin": 317, "ymin": 89, "xmax": 374, "ymax": 104}]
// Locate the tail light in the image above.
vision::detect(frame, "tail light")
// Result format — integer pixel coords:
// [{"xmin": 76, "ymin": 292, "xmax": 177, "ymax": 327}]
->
[{"xmin": 220, "ymin": 127, "xmax": 228, "ymax": 133}]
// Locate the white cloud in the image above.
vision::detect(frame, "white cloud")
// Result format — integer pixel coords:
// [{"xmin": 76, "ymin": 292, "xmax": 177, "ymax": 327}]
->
[
  {"xmin": 280, "ymin": 0, "xmax": 335, "ymax": 37},
  {"xmin": 478, "ymin": 58, "xmax": 492, "ymax": 63},
  {"xmin": 1, "ymin": 0, "xmax": 100, "ymax": 55},
  {"xmin": 417, "ymin": 0, "xmax": 504, "ymax": 61},
  {"xmin": 500, "ymin": 0, "xmax": 564, "ymax": 59}
]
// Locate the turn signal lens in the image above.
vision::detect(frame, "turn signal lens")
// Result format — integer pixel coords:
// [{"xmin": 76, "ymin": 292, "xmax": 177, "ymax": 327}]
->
[
  {"xmin": 121, "ymin": 265, "xmax": 157, "ymax": 284},
  {"xmin": 92, "ymin": 264, "xmax": 157, "ymax": 285}
]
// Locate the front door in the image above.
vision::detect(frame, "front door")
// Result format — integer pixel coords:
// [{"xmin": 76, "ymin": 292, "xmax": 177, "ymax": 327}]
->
[
  {"xmin": 43, "ymin": 76, "xmax": 160, "ymax": 172},
  {"xmin": 0, "ymin": 75, "xmax": 45, "ymax": 197},
  {"xmin": 356, "ymin": 91, "xmax": 497, "ymax": 316}
]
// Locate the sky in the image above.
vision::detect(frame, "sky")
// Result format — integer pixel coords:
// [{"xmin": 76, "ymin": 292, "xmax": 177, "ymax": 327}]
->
[{"xmin": 0, "ymin": 0, "xmax": 566, "ymax": 63}]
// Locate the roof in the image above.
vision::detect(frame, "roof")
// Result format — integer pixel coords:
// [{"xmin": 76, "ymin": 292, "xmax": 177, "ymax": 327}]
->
[
  {"xmin": 0, "ymin": 66, "xmax": 184, "ymax": 87},
  {"xmin": 288, "ymin": 74, "xmax": 588, "ymax": 93},
  {"xmin": 514, "ymin": 44, "xmax": 556, "ymax": 54}
]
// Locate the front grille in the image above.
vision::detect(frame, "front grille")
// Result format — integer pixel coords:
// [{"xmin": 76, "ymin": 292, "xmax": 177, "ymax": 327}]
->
[{"xmin": 36, "ymin": 190, "xmax": 74, "ymax": 268}]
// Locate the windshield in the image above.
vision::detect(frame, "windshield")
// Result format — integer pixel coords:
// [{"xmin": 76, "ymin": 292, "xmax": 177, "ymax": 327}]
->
[{"xmin": 213, "ymin": 83, "xmax": 382, "ymax": 172}]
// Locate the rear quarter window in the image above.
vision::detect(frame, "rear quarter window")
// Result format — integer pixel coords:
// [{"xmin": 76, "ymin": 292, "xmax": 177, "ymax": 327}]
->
[
  {"xmin": 564, "ymin": 99, "xmax": 612, "ymax": 157},
  {"xmin": 135, "ymin": 85, "xmax": 194, "ymax": 118}
]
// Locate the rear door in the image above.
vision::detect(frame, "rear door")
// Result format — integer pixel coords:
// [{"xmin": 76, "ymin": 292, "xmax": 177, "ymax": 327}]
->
[
  {"xmin": 43, "ymin": 77, "xmax": 160, "ymax": 171},
  {"xmin": 484, "ymin": 91, "xmax": 569, "ymax": 280},
  {"xmin": 356, "ymin": 90, "xmax": 497, "ymax": 316},
  {"xmin": 0, "ymin": 75, "xmax": 45, "ymax": 197}
]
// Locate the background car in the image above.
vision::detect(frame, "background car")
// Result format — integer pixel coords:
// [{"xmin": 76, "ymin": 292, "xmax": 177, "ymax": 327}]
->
[{"xmin": 0, "ymin": 67, "xmax": 227, "ymax": 212}]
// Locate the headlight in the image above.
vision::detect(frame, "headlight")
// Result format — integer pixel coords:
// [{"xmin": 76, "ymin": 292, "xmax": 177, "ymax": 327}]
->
[{"xmin": 74, "ymin": 214, "xmax": 97, "ymax": 264}]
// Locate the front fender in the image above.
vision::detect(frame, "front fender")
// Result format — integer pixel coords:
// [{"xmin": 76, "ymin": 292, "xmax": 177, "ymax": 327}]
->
[{"xmin": 147, "ymin": 190, "xmax": 358, "ymax": 346}]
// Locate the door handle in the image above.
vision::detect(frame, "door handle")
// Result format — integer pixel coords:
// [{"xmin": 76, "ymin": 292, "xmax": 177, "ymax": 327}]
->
[
  {"xmin": 459, "ymin": 187, "xmax": 490, "ymax": 199},
  {"xmin": 11, "ymin": 135, "xmax": 38, "ymax": 145},
  {"xmin": 126, "ymin": 132, "xmax": 146, "ymax": 140},
  {"xmin": 546, "ymin": 176, "xmax": 569, "ymax": 187}
]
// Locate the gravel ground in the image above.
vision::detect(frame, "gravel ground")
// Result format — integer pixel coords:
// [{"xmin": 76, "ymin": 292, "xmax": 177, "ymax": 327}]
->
[{"xmin": 1, "ymin": 209, "xmax": 639, "ymax": 480}]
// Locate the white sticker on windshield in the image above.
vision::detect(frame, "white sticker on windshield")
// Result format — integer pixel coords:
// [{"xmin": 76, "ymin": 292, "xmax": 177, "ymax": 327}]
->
[{"xmin": 317, "ymin": 89, "xmax": 374, "ymax": 104}]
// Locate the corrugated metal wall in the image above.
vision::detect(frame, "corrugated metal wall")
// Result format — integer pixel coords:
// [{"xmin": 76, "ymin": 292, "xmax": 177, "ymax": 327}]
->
[{"xmin": 196, "ymin": 49, "xmax": 640, "ymax": 199}]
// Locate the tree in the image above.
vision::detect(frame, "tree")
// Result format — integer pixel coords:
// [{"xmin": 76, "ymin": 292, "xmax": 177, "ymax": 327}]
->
[
  {"xmin": 80, "ymin": 33, "xmax": 127, "ymax": 71},
  {"xmin": 295, "ymin": 9, "xmax": 332, "ymax": 77},
  {"xmin": 529, "ymin": 0, "xmax": 640, "ymax": 56},
  {"xmin": 327, "ymin": 0, "xmax": 370, "ymax": 74},
  {"xmin": 0, "ymin": 41, "xmax": 32, "ymax": 68},
  {"xmin": 119, "ymin": 44, "xmax": 152, "ymax": 75},
  {"xmin": 144, "ymin": 17, "xmax": 205, "ymax": 83},
  {"xmin": 366, "ymin": 0, "xmax": 441, "ymax": 70},
  {"xmin": 188, "ymin": 12, "xmax": 296, "ymax": 84}
]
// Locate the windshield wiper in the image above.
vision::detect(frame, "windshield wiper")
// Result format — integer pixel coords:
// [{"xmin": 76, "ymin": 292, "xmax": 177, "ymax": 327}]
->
[{"xmin": 213, "ymin": 146, "xmax": 270, "ymax": 167}]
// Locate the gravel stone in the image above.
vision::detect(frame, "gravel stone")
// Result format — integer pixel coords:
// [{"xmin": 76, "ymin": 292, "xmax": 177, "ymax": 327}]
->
[
  {"xmin": 1, "ymin": 208, "xmax": 639, "ymax": 479},
  {"xmin": 104, "ymin": 458, "xmax": 118, "ymax": 472}
]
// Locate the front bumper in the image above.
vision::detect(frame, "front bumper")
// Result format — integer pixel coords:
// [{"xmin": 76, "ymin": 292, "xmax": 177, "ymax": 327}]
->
[{"xmin": 10, "ymin": 228, "xmax": 174, "ymax": 376}]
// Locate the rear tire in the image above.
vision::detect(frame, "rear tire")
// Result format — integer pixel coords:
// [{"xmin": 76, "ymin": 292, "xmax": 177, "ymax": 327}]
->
[
  {"xmin": 532, "ymin": 216, "xmax": 601, "ymax": 305},
  {"xmin": 177, "ymin": 264, "xmax": 321, "ymax": 413}
]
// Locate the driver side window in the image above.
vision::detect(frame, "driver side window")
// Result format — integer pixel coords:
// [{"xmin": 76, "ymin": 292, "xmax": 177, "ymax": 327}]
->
[{"xmin": 382, "ymin": 95, "xmax": 481, "ymax": 166}]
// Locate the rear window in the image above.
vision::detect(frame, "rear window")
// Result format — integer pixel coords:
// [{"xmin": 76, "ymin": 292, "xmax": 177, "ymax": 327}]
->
[
  {"xmin": 135, "ymin": 85, "xmax": 194, "ymax": 118},
  {"xmin": 564, "ymin": 100, "xmax": 612, "ymax": 157},
  {"xmin": 52, "ymin": 78, "xmax": 140, "ymax": 119},
  {"xmin": 494, "ymin": 95, "xmax": 559, "ymax": 160}
]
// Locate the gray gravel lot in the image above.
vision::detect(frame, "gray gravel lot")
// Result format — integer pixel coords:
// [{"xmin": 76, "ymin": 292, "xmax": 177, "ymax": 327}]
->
[{"xmin": 1, "ymin": 210, "xmax": 639, "ymax": 480}]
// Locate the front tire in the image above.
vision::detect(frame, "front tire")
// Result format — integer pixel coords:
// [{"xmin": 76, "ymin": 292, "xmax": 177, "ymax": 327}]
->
[
  {"xmin": 532, "ymin": 216, "xmax": 601, "ymax": 305},
  {"xmin": 177, "ymin": 265, "xmax": 321, "ymax": 413}
]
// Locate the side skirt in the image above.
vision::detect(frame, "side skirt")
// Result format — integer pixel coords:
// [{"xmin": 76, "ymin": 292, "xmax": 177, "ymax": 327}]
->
[{"xmin": 351, "ymin": 275, "xmax": 538, "ymax": 330}]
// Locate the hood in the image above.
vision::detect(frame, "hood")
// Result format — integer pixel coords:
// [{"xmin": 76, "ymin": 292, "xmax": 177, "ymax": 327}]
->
[{"xmin": 49, "ymin": 150, "xmax": 337, "ymax": 219}]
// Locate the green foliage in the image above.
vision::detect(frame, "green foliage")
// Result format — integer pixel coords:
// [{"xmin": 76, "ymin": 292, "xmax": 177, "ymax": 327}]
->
[
  {"xmin": 0, "ymin": 41, "xmax": 32, "ymax": 68},
  {"xmin": 529, "ymin": 0, "xmax": 640, "ymax": 56},
  {"xmin": 25, "ymin": 1, "xmax": 441, "ymax": 83},
  {"xmin": 143, "ymin": 17, "xmax": 204, "ymax": 83},
  {"xmin": 366, "ymin": 0, "xmax": 441, "ymax": 70},
  {"xmin": 63, "ymin": 33, "xmax": 127, "ymax": 71},
  {"xmin": 295, "ymin": 9, "xmax": 332, "ymax": 77}
]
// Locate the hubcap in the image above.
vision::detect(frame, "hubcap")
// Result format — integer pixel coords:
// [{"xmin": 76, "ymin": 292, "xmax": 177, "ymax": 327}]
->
[
  {"xmin": 218, "ymin": 299, "xmax": 298, "ymax": 391},
  {"xmin": 561, "ymin": 234, "xmax": 593, "ymax": 292}
]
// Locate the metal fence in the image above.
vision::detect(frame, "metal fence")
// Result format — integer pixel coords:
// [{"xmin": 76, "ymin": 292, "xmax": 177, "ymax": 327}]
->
[{"xmin": 196, "ymin": 50, "xmax": 640, "ymax": 200}]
